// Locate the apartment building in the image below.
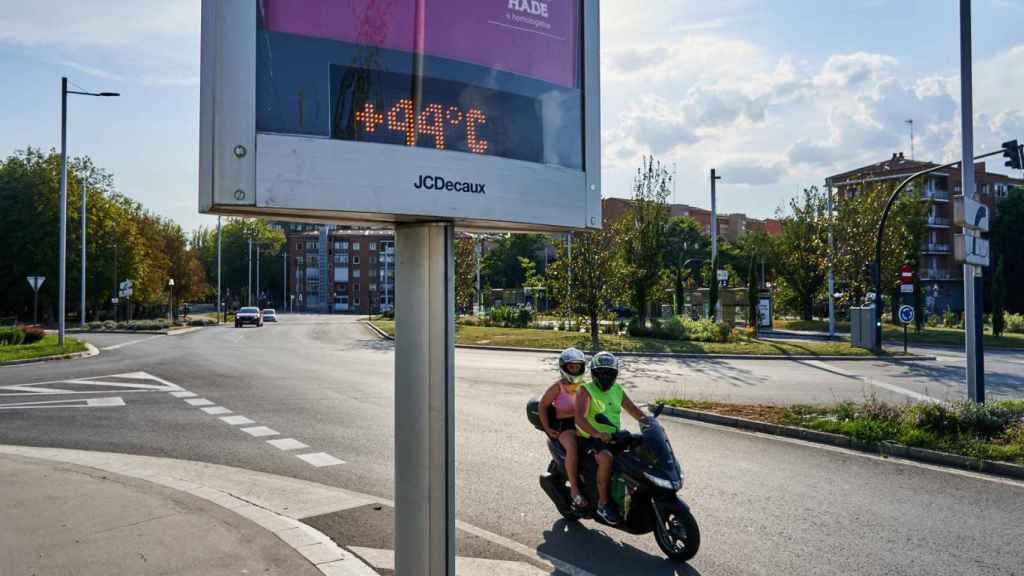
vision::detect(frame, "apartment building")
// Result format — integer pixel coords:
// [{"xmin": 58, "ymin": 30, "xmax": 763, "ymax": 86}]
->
[
  {"xmin": 826, "ymin": 152, "xmax": 1023, "ymax": 312},
  {"xmin": 284, "ymin": 226, "xmax": 395, "ymax": 314},
  {"xmin": 602, "ymin": 197, "xmax": 783, "ymax": 242}
]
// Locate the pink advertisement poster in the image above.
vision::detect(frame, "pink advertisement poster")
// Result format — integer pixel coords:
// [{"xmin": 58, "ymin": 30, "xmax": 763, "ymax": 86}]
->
[{"xmin": 260, "ymin": 0, "xmax": 579, "ymax": 87}]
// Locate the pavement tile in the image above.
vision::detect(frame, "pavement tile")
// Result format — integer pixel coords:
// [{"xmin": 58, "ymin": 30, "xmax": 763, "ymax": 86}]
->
[{"xmin": 297, "ymin": 541, "xmax": 345, "ymax": 564}]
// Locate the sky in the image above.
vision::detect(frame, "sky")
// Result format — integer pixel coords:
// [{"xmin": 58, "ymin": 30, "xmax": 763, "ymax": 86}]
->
[{"xmin": 1, "ymin": 0, "xmax": 1022, "ymax": 233}]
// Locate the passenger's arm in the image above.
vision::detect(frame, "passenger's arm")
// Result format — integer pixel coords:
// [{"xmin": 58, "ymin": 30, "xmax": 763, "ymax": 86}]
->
[
  {"xmin": 574, "ymin": 388, "xmax": 610, "ymax": 441},
  {"xmin": 538, "ymin": 384, "xmax": 560, "ymax": 439}
]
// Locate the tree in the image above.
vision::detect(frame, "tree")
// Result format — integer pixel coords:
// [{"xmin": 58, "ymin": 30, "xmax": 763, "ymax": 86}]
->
[
  {"xmin": 480, "ymin": 234, "xmax": 546, "ymax": 289},
  {"xmin": 454, "ymin": 237, "xmax": 478, "ymax": 314},
  {"xmin": 547, "ymin": 227, "xmax": 623, "ymax": 351},
  {"xmin": 747, "ymin": 261, "xmax": 759, "ymax": 331},
  {"xmin": 618, "ymin": 156, "xmax": 670, "ymax": 325},
  {"xmin": 991, "ymin": 186, "xmax": 1024, "ymax": 313},
  {"xmin": 773, "ymin": 187, "xmax": 829, "ymax": 321},
  {"xmin": 992, "ymin": 256, "xmax": 1006, "ymax": 336},
  {"xmin": 663, "ymin": 216, "xmax": 707, "ymax": 314},
  {"xmin": 191, "ymin": 218, "xmax": 285, "ymax": 308}
]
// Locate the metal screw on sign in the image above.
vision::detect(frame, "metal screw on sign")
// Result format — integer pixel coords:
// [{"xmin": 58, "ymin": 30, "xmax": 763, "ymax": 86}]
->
[{"xmin": 234, "ymin": 189, "xmax": 246, "ymax": 201}]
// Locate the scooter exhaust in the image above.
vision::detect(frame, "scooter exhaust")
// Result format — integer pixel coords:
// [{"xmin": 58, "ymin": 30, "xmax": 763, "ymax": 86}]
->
[{"xmin": 538, "ymin": 474, "xmax": 572, "ymax": 515}]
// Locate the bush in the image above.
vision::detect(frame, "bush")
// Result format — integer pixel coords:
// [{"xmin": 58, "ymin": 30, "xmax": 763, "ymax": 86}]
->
[
  {"xmin": 103, "ymin": 320, "xmax": 117, "ymax": 331},
  {"xmin": 188, "ymin": 317, "xmax": 218, "ymax": 327},
  {"xmin": 628, "ymin": 317, "xmax": 732, "ymax": 342},
  {"xmin": 1005, "ymin": 313, "xmax": 1024, "ymax": 334},
  {"xmin": 487, "ymin": 306, "xmax": 533, "ymax": 328},
  {"xmin": 21, "ymin": 324, "xmax": 45, "ymax": 344},
  {"xmin": 0, "ymin": 326, "xmax": 26, "ymax": 346}
]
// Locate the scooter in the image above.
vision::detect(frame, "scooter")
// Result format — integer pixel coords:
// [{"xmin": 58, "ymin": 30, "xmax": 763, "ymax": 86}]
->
[{"xmin": 526, "ymin": 401, "xmax": 700, "ymax": 562}]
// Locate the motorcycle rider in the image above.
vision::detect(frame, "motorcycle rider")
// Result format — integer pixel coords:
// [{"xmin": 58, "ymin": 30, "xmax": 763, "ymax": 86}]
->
[
  {"xmin": 538, "ymin": 347, "xmax": 589, "ymax": 509},
  {"xmin": 574, "ymin": 351, "xmax": 647, "ymax": 525}
]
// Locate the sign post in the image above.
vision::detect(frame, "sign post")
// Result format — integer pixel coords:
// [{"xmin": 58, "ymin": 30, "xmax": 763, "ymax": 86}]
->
[
  {"xmin": 898, "ymin": 304, "xmax": 915, "ymax": 354},
  {"xmin": 199, "ymin": 2, "xmax": 600, "ymax": 574},
  {"xmin": 26, "ymin": 276, "xmax": 45, "ymax": 324}
]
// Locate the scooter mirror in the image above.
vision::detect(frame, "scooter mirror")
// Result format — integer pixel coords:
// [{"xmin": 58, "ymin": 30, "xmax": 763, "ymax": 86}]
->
[{"xmin": 651, "ymin": 403, "xmax": 665, "ymax": 418}]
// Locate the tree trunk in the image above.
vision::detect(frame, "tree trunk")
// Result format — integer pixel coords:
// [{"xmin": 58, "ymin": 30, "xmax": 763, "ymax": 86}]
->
[
  {"xmin": 674, "ymin": 273, "xmax": 685, "ymax": 315},
  {"xmin": 802, "ymin": 296, "xmax": 814, "ymax": 321},
  {"xmin": 590, "ymin": 311, "xmax": 599, "ymax": 352},
  {"xmin": 636, "ymin": 286, "xmax": 648, "ymax": 326}
]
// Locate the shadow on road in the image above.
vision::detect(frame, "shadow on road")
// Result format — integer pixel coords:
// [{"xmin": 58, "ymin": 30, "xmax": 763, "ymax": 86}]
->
[{"xmin": 537, "ymin": 519, "xmax": 701, "ymax": 576}]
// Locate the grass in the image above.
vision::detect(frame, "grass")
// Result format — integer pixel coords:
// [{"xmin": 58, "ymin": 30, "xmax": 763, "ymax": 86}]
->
[
  {"xmin": 775, "ymin": 318, "xmax": 1024, "ymax": 349},
  {"xmin": 370, "ymin": 320, "xmax": 876, "ymax": 356},
  {"xmin": 658, "ymin": 398, "xmax": 1024, "ymax": 465},
  {"xmin": 0, "ymin": 334, "xmax": 87, "ymax": 364}
]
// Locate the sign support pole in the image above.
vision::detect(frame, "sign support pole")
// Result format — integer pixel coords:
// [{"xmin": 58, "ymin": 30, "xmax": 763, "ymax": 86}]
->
[{"xmin": 394, "ymin": 222, "xmax": 455, "ymax": 576}]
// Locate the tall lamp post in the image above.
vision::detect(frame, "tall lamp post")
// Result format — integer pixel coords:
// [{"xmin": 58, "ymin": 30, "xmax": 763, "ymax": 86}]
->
[
  {"xmin": 59, "ymin": 77, "xmax": 119, "ymax": 344},
  {"xmin": 168, "ymin": 278, "xmax": 175, "ymax": 323}
]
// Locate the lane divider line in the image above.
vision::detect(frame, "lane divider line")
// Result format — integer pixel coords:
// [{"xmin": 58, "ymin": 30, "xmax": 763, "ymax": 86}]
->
[
  {"xmin": 170, "ymin": 391, "xmax": 197, "ymax": 398},
  {"xmin": 201, "ymin": 406, "xmax": 232, "ymax": 415},
  {"xmin": 241, "ymin": 426, "xmax": 280, "ymax": 438},
  {"xmin": 296, "ymin": 452, "xmax": 345, "ymax": 468},
  {"xmin": 267, "ymin": 438, "xmax": 309, "ymax": 451},
  {"xmin": 220, "ymin": 415, "xmax": 256, "ymax": 426},
  {"xmin": 185, "ymin": 398, "xmax": 215, "ymax": 407}
]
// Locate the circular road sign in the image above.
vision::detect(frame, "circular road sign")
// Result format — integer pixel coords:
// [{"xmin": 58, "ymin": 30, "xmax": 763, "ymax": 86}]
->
[{"xmin": 898, "ymin": 304, "xmax": 915, "ymax": 325}]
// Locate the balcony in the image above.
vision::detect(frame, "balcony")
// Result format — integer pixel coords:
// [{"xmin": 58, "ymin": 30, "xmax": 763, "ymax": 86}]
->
[
  {"xmin": 926, "ymin": 216, "xmax": 951, "ymax": 228},
  {"xmin": 920, "ymin": 268, "xmax": 956, "ymax": 281},
  {"xmin": 921, "ymin": 189, "xmax": 950, "ymax": 202},
  {"xmin": 921, "ymin": 243, "xmax": 951, "ymax": 254}
]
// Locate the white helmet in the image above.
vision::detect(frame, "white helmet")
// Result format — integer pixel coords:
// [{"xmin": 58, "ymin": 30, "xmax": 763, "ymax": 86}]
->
[{"xmin": 558, "ymin": 347, "xmax": 587, "ymax": 384}]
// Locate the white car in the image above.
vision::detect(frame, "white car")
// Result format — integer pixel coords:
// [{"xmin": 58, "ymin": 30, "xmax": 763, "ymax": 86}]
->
[{"xmin": 261, "ymin": 309, "xmax": 278, "ymax": 323}]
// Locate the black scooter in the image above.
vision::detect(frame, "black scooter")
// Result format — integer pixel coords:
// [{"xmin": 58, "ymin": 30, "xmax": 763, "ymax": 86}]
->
[{"xmin": 526, "ymin": 401, "xmax": 700, "ymax": 562}]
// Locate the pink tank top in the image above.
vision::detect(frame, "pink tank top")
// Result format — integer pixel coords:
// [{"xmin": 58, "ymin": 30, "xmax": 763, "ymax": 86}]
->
[{"xmin": 553, "ymin": 382, "xmax": 576, "ymax": 418}]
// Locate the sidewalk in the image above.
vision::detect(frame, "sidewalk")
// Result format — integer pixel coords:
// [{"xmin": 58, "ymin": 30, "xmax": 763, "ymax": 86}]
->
[{"xmin": 0, "ymin": 453, "xmax": 321, "ymax": 576}]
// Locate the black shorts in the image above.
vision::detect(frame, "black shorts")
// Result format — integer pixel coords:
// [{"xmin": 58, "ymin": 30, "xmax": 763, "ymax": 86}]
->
[
  {"xmin": 551, "ymin": 418, "xmax": 576, "ymax": 434},
  {"xmin": 579, "ymin": 436, "xmax": 612, "ymax": 456}
]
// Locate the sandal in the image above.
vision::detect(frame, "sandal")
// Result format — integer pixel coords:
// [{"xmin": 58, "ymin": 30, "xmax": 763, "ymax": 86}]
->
[{"xmin": 571, "ymin": 493, "xmax": 589, "ymax": 509}]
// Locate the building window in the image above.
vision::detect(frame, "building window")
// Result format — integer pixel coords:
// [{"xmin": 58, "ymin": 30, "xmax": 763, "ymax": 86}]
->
[
  {"xmin": 335, "ymin": 253, "xmax": 348, "ymax": 264},
  {"xmin": 306, "ymin": 241, "xmax": 319, "ymax": 251},
  {"xmin": 353, "ymin": 269, "xmax": 361, "ymax": 279},
  {"xmin": 353, "ymin": 255, "xmax": 360, "ymax": 265},
  {"xmin": 352, "ymin": 242, "xmax": 361, "ymax": 251},
  {"xmin": 369, "ymin": 242, "xmax": 377, "ymax": 251},
  {"xmin": 370, "ymin": 283, "xmax": 377, "ymax": 292},
  {"xmin": 354, "ymin": 296, "xmax": 360, "ymax": 307},
  {"xmin": 354, "ymin": 283, "xmax": 360, "ymax": 293},
  {"xmin": 369, "ymin": 255, "xmax": 377, "ymax": 265},
  {"xmin": 335, "ymin": 282, "xmax": 348, "ymax": 292}
]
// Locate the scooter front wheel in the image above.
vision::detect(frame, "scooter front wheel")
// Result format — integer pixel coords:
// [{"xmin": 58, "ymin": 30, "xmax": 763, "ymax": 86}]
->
[{"xmin": 652, "ymin": 499, "xmax": 700, "ymax": 562}]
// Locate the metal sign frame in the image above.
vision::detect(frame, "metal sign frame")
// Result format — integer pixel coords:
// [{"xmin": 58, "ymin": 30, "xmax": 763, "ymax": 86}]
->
[{"xmin": 199, "ymin": 0, "xmax": 601, "ymax": 232}]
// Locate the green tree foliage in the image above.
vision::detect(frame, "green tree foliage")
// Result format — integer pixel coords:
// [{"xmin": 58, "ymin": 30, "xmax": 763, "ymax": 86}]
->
[
  {"xmin": 546, "ymin": 228, "xmax": 624, "ymax": 351},
  {"xmin": 991, "ymin": 186, "xmax": 1024, "ymax": 313},
  {"xmin": 832, "ymin": 180, "xmax": 928, "ymax": 316},
  {"xmin": 747, "ymin": 261, "xmax": 759, "ymax": 330},
  {"xmin": 454, "ymin": 237, "xmax": 478, "ymax": 314},
  {"xmin": 480, "ymin": 234, "xmax": 546, "ymax": 289},
  {"xmin": 618, "ymin": 156, "xmax": 671, "ymax": 324},
  {"xmin": 663, "ymin": 216, "xmax": 708, "ymax": 314},
  {"xmin": 190, "ymin": 219, "xmax": 285, "ymax": 308},
  {"xmin": 0, "ymin": 148, "xmax": 208, "ymax": 322},
  {"xmin": 773, "ymin": 187, "xmax": 829, "ymax": 321}
]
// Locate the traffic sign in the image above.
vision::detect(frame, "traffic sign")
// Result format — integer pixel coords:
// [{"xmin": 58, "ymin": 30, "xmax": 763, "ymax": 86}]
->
[
  {"xmin": 26, "ymin": 276, "xmax": 45, "ymax": 292},
  {"xmin": 898, "ymin": 305, "xmax": 915, "ymax": 325},
  {"xmin": 954, "ymin": 196, "xmax": 990, "ymax": 232},
  {"xmin": 954, "ymin": 233, "xmax": 990, "ymax": 267}
]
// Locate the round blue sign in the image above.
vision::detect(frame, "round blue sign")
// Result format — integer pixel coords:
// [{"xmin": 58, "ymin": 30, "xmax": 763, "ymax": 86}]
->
[{"xmin": 898, "ymin": 305, "xmax": 915, "ymax": 324}]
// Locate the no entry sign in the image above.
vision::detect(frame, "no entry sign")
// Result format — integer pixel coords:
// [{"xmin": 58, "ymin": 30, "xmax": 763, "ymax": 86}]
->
[{"xmin": 900, "ymin": 264, "xmax": 914, "ymax": 293}]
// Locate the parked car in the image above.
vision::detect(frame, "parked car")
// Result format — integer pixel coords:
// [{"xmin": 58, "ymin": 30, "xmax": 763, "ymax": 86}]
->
[
  {"xmin": 261, "ymin": 309, "xmax": 278, "ymax": 323},
  {"xmin": 235, "ymin": 307, "xmax": 263, "ymax": 328}
]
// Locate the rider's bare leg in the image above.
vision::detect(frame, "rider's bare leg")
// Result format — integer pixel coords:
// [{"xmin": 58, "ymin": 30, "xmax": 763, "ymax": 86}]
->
[
  {"xmin": 595, "ymin": 450, "xmax": 613, "ymax": 506},
  {"xmin": 559, "ymin": 430, "xmax": 585, "ymax": 504}
]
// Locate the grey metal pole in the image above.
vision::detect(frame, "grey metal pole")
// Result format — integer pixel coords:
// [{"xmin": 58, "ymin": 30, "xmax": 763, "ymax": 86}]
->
[
  {"xmin": 475, "ymin": 237, "xmax": 481, "ymax": 314},
  {"xmin": 58, "ymin": 77, "xmax": 68, "ymax": 346},
  {"xmin": 282, "ymin": 251, "xmax": 286, "ymax": 312},
  {"xmin": 216, "ymin": 216, "xmax": 222, "ymax": 317},
  {"xmin": 711, "ymin": 169, "xmax": 721, "ymax": 321},
  {"xmin": 394, "ymin": 222, "xmax": 455, "ymax": 576},
  {"xmin": 827, "ymin": 184, "xmax": 836, "ymax": 337},
  {"xmin": 959, "ymin": 0, "xmax": 983, "ymax": 402},
  {"xmin": 248, "ymin": 234, "xmax": 253, "ymax": 306},
  {"xmin": 256, "ymin": 244, "xmax": 261, "ymax": 307},
  {"xmin": 80, "ymin": 175, "xmax": 87, "ymax": 325}
]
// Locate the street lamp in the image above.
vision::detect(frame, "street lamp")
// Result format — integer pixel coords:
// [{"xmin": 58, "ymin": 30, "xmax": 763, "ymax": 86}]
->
[
  {"xmin": 59, "ymin": 76, "xmax": 119, "ymax": 343},
  {"xmin": 168, "ymin": 278, "xmax": 175, "ymax": 322}
]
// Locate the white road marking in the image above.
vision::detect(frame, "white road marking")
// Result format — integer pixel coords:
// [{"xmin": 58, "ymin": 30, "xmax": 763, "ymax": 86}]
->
[
  {"xmin": 934, "ymin": 356, "xmax": 961, "ymax": 364},
  {"xmin": 185, "ymin": 398, "xmax": 214, "ymax": 407},
  {"xmin": 0, "ymin": 397, "xmax": 125, "ymax": 410},
  {"xmin": 201, "ymin": 406, "xmax": 232, "ymax": 415},
  {"xmin": 99, "ymin": 335, "xmax": 162, "ymax": 351},
  {"xmin": 803, "ymin": 360, "xmax": 943, "ymax": 403},
  {"xmin": 241, "ymin": 426, "xmax": 279, "ymax": 438},
  {"xmin": 266, "ymin": 438, "xmax": 308, "ymax": 451},
  {"xmin": 296, "ymin": 452, "xmax": 345, "ymax": 467},
  {"xmin": 170, "ymin": 391, "xmax": 197, "ymax": 398},
  {"xmin": 220, "ymin": 415, "xmax": 255, "ymax": 426},
  {"xmin": 349, "ymin": 546, "xmax": 546, "ymax": 575},
  {"xmin": 0, "ymin": 372, "xmax": 181, "ymax": 397}
]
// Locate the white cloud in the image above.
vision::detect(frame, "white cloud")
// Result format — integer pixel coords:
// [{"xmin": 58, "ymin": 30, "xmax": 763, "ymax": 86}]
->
[
  {"xmin": 813, "ymin": 52, "xmax": 898, "ymax": 90},
  {"xmin": 718, "ymin": 160, "xmax": 786, "ymax": 186}
]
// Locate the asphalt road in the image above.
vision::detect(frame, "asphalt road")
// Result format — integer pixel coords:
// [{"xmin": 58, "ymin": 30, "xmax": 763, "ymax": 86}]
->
[{"xmin": 2, "ymin": 315, "xmax": 1023, "ymax": 575}]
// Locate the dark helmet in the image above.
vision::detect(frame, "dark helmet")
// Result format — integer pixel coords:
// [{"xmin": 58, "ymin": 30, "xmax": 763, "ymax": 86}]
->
[{"xmin": 590, "ymin": 351, "xmax": 619, "ymax": 391}]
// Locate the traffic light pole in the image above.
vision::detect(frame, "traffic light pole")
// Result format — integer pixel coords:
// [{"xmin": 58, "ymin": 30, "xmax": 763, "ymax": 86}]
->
[{"xmin": 959, "ymin": 0, "xmax": 983, "ymax": 402}]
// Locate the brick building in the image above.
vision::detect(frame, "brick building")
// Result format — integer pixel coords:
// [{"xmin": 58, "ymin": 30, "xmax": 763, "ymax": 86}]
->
[
  {"xmin": 601, "ymin": 197, "xmax": 783, "ymax": 242},
  {"xmin": 826, "ymin": 152, "xmax": 1023, "ymax": 312},
  {"xmin": 282, "ymin": 225, "xmax": 394, "ymax": 314}
]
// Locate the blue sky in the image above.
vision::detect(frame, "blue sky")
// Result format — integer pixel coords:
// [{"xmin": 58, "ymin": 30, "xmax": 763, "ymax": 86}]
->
[{"xmin": 1, "ymin": 0, "xmax": 1022, "ymax": 232}]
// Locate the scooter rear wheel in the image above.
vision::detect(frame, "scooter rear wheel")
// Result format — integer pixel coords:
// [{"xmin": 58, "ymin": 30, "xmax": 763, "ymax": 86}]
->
[{"xmin": 652, "ymin": 499, "xmax": 700, "ymax": 562}]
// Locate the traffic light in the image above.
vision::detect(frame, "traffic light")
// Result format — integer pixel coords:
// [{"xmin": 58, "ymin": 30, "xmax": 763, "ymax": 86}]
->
[{"xmin": 1003, "ymin": 139, "xmax": 1022, "ymax": 170}]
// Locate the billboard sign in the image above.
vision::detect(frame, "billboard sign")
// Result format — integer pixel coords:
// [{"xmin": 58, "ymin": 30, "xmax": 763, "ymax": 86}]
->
[{"xmin": 199, "ymin": 0, "xmax": 600, "ymax": 231}]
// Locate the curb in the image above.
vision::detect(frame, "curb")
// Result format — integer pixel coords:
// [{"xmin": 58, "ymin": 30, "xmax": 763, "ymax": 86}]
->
[
  {"xmin": 763, "ymin": 330, "xmax": 1024, "ymax": 354},
  {"xmin": 659, "ymin": 405, "xmax": 1024, "ymax": 481},
  {"xmin": 364, "ymin": 321, "xmax": 933, "ymax": 362},
  {"xmin": 0, "ymin": 446, "xmax": 380, "ymax": 576},
  {"xmin": 66, "ymin": 326, "xmax": 209, "ymax": 336},
  {"xmin": 0, "ymin": 341, "xmax": 99, "ymax": 367}
]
